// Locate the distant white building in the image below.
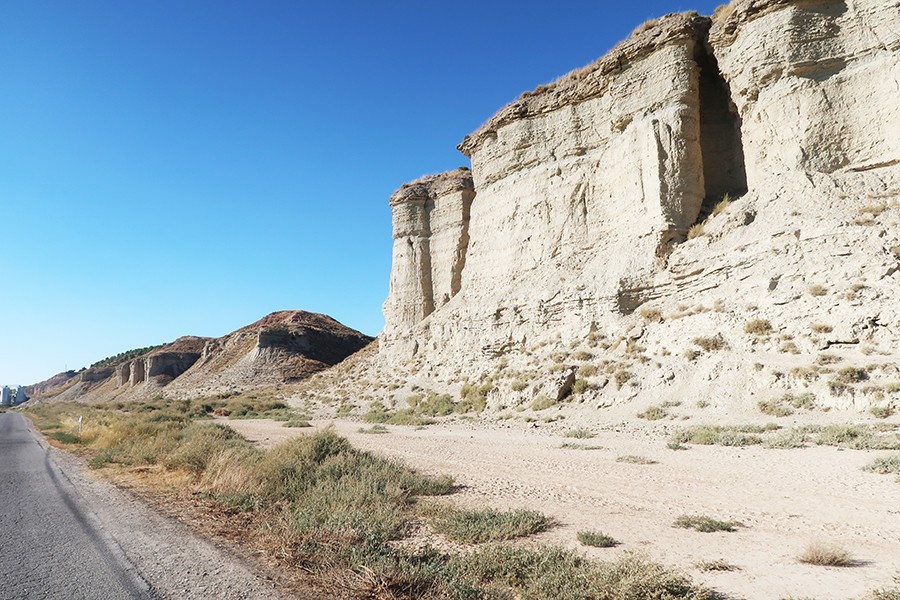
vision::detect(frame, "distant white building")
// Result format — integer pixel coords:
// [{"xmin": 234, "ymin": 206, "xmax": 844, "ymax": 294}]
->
[{"xmin": 1, "ymin": 386, "xmax": 27, "ymax": 406}]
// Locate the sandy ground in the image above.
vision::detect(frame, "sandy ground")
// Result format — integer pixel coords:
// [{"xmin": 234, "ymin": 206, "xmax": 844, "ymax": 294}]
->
[{"xmin": 226, "ymin": 415, "xmax": 900, "ymax": 600}]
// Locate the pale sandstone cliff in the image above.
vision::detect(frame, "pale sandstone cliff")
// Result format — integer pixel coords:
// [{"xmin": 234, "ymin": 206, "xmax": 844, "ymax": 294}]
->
[{"xmin": 374, "ymin": 0, "xmax": 900, "ymax": 412}]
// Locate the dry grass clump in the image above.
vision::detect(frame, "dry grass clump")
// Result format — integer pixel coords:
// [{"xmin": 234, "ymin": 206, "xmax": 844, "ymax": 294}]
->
[
  {"xmin": 871, "ymin": 405, "xmax": 896, "ymax": 419},
  {"xmin": 757, "ymin": 398, "xmax": 793, "ymax": 417},
  {"xmin": 616, "ymin": 455, "xmax": 658, "ymax": 465},
  {"xmin": 577, "ymin": 530, "xmax": 619, "ymax": 548},
  {"xmin": 563, "ymin": 428, "xmax": 595, "ymax": 439},
  {"xmin": 694, "ymin": 559, "xmax": 740, "ymax": 572},
  {"xmin": 673, "ymin": 515, "xmax": 742, "ymax": 533},
  {"xmin": 431, "ymin": 507, "xmax": 554, "ymax": 543},
  {"xmin": 670, "ymin": 424, "xmax": 778, "ymax": 447},
  {"xmin": 810, "ymin": 323, "xmax": 833, "ymax": 334},
  {"xmin": 687, "ymin": 223, "xmax": 706, "ymax": 240},
  {"xmin": 808, "ymin": 284, "xmax": 828, "ymax": 297},
  {"xmin": 797, "ymin": 541, "xmax": 856, "ymax": 567},
  {"xmin": 863, "ymin": 453, "xmax": 900, "ymax": 476},
  {"xmin": 744, "ymin": 319, "xmax": 773, "ymax": 336},
  {"xmin": 692, "ymin": 335, "xmax": 727, "ymax": 352}
]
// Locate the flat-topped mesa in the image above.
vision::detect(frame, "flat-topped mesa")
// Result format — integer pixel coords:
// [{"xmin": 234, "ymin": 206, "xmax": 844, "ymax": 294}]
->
[{"xmin": 383, "ymin": 168, "xmax": 475, "ymax": 335}]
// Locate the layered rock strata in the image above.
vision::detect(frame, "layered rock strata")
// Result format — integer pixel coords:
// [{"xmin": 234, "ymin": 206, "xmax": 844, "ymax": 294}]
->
[{"xmin": 378, "ymin": 0, "xmax": 900, "ymax": 409}]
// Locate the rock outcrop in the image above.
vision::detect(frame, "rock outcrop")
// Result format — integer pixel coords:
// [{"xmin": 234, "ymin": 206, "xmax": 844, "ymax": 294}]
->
[
  {"xmin": 377, "ymin": 0, "xmax": 900, "ymax": 411},
  {"xmin": 28, "ymin": 311, "xmax": 372, "ymax": 403},
  {"xmin": 166, "ymin": 310, "xmax": 373, "ymax": 394}
]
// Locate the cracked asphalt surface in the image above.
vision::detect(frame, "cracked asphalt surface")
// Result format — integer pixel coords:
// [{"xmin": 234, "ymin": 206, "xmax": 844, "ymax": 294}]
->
[{"xmin": 0, "ymin": 412, "xmax": 153, "ymax": 600}]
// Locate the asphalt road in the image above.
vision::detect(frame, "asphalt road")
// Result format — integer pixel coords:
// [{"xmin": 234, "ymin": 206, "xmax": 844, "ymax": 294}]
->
[{"xmin": 0, "ymin": 412, "xmax": 154, "ymax": 600}]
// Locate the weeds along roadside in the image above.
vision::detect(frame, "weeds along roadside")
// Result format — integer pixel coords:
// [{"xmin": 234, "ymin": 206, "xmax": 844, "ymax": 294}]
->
[{"xmin": 24, "ymin": 400, "xmax": 714, "ymax": 600}]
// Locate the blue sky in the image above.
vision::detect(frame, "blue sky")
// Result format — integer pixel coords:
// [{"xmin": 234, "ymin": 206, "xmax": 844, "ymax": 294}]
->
[{"xmin": 0, "ymin": 1, "xmax": 724, "ymax": 385}]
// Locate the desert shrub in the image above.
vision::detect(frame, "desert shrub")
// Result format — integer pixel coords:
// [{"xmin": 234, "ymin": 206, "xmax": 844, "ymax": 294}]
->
[
  {"xmin": 358, "ymin": 425, "xmax": 389, "ymax": 434},
  {"xmin": 578, "ymin": 364, "xmax": 598, "ymax": 377},
  {"xmin": 614, "ymin": 369, "xmax": 632, "ymax": 388},
  {"xmin": 808, "ymin": 284, "xmax": 828, "ymax": 297},
  {"xmin": 757, "ymin": 399, "xmax": 793, "ymax": 417},
  {"xmin": 639, "ymin": 306, "xmax": 663, "ymax": 322},
  {"xmin": 282, "ymin": 419, "xmax": 312, "ymax": 428},
  {"xmin": 638, "ymin": 404, "xmax": 669, "ymax": 421},
  {"xmin": 811, "ymin": 424, "xmax": 900, "ymax": 450},
  {"xmin": 560, "ymin": 442, "xmax": 604, "ymax": 450},
  {"xmin": 573, "ymin": 350, "xmax": 593, "ymax": 361},
  {"xmin": 616, "ymin": 455, "xmax": 657, "ymax": 465},
  {"xmin": 786, "ymin": 392, "xmax": 816, "ymax": 410},
  {"xmin": 531, "ymin": 395, "xmax": 556, "ymax": 411},
  {"xmin": 744, "ymin": 319, "xmax": 773, "ymax": 335},
  {"xmin": 763, "ymin": 430, "xmax": 808, "ymax": 449},
  {"xmin": 797, "ymin": 542, "xmax": 856, "ymax": 567},
  {"xmin": 670, "ymin": 425, "xmax": 769, "ymax": 447},
  {"xmin": 577, "ymin": 530, "xmax": 619, "ymax": 548},
  {"xmin": 834, "ymin": 366, "xmax": 869, "ymax": 384},
  {"xmin": 673, "ymin": 515, "xmax": 741, "ymax": 533},
  {"xmin": 432, "ymin": 507, "xmax": 555, "ymax": 543},
  {"xmin": 511, "ymin": 380, "xmax": 528, "ymax": 392},
  {"xmin": 564, "ymin": 428, "xmax": 595, "ymax": 439},
  {"xmin": 687, "ymin": 223, "xmax": 705, "ymax": 239},
  {"xmin": 864, "ymin": 453, "xmax": 900, "ymax": 476},
  {"xmin": 453, "ymin": 546, "xmax": 714, "ymax": 600},
  {"xmin": 692, "ymin": 336, "xmax": 726, "ymax": 352},
  {"xmin": 871, "ymin": 405, "xmax": 896, "ymax": 419},
  {"xmin": 572, "ymin": 379, "xmax": 590, "ymax": 395},
  {"xmin": 810, "ymin": 323, "xmax": 833, "ymax": 334},
  {"xmin": 694, "ymin": 560, "xmax": 739, "ymax": 572}
]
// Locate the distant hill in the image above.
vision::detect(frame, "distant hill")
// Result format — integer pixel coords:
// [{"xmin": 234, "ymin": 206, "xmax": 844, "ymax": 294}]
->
[{"xmin": 27, "ymin": 310, "xmax": 373, "ymax": 403}]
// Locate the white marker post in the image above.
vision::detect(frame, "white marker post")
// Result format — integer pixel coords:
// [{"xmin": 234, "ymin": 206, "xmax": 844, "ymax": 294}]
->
[{"xmin": 78, "ymin": 415, "xmax": 83, "ymax": 437}]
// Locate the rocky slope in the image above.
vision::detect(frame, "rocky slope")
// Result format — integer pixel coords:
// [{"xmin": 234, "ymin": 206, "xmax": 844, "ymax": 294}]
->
[
  {"xmin": 371, "ymin": 0, "xmax": 899, "ymax": 414},
  {"xmin": 28, "ymin": 311, "xmax": 372, "ymax": 403}
]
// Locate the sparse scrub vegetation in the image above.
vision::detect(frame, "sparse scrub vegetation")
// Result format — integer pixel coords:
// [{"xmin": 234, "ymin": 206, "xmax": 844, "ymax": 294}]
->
[
  {"xmin": 673, "ymin": 515, "xmax": 742, "ymax": 533},
  {"xmin": 695, "ymin": 559, "xmax": 740, "ymax": 572},
  {"xmin": 578, "ymin": 364, "xmax": 598, "ymax": 377},
  {"xmin": 744, "ymin": 319, "xmax": 773, "ymax": 336},
  {"xmin": 431, "ymin": 507, "xmax": 555, "ymax": 543},
  {"xmin": 810, "ymin": 323, "xmax": 833, "ymax": 334},
  {"xmin": 563, "ymin": 428, "xmax": 595, "ymax": 439},
  {"xmin": 616, "ymin": 455, "xmax": 657, "ymax": 465},
  {"xmin": 808, "ymin": 284, "xmax": 828, "ymax": 297},
  {"xmin": 871, "ymin": 405, "xmax": 896, "ymax": 419},
  {"xmin": 797, "ymin": 542, "xmax": 856, "ymax": 567},
  {"xmin": 560, "ymin": 442, "xmax": 604, "ymax": 450},
  {"xmin": 577, "ymin": 530, "xmax": 619, "ymax": 548},
  {"xmin": 20, "ymin": 401, "xmax": 730, "ymax": 598},
  {"xmin": 864, "ymin": 453, "xmax": 900, "ymax": 476},
  {"xmin": 758, "ymin": 398, "xmax": 793, "ymax": 417},
  {"xmin": 692, "ymin": 335, "xmax": 727, "ymax": 352},
  {"xmin": 530, "ymin": 394, "xmax": 557, "ymax": 411}
]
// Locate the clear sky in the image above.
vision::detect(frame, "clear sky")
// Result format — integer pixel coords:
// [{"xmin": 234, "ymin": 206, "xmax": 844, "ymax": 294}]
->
[{"xmin": 0, "ymin": 0, "xmax": 724, "ymax": 386}]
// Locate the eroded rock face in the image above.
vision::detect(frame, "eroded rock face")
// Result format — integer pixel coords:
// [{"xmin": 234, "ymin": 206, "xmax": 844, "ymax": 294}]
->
[
  {"xmin": 382, "ymin": 12, "xmax": 728, "ymax": 361},
  {"xmin": 378, "ymin": 1, "xmax": 900, "ymax": 410},
  {"xmin": 166, "ymin": 310, "xmax": 374, "ymax": 393},
  {"xmin": 383, "ymin": 169, "xmax": 475, "ymax": 335},
  {"xmin": 711, "ymin": 0, "xmax": 900, "ymax": 180}
]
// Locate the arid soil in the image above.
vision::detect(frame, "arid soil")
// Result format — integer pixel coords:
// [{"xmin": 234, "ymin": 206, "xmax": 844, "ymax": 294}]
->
[{"xmin": 227, "ymin": 415, "xmax": 900, "ymax": 600}]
